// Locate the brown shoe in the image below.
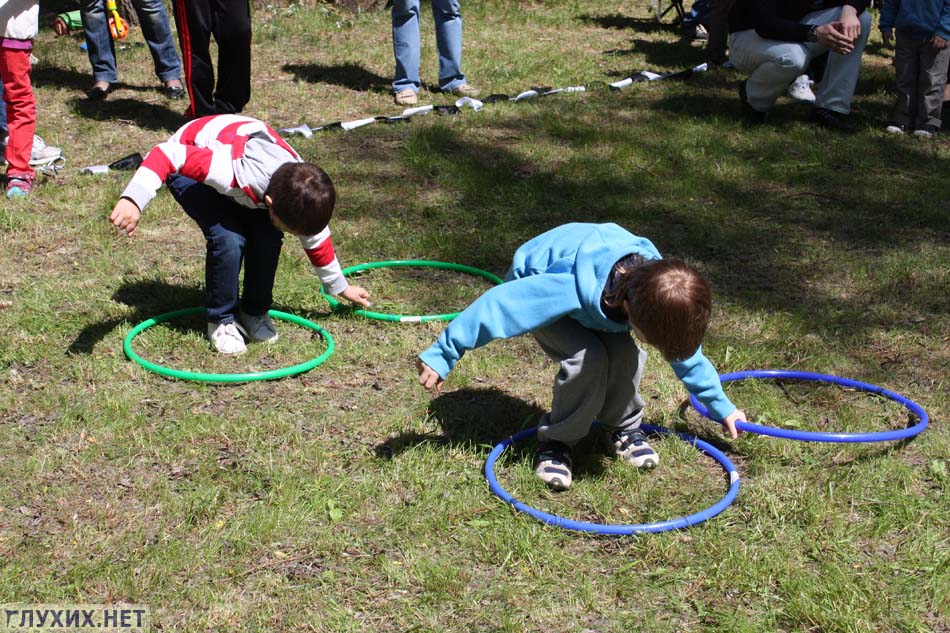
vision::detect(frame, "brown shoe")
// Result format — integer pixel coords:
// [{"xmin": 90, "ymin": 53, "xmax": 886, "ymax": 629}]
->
[{"xmin": 394, "ymin": 89, "xmax": 418, "ymax": 106}]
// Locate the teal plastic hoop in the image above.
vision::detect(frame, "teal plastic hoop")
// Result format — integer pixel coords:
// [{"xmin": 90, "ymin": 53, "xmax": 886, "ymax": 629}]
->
[
  {"xmin": 123, "ymin": 307, "xmax": 335, "ymax": 383},
  {"xmin": 321, "ymin": 260, "xmax": 504, "ymax": 322}
]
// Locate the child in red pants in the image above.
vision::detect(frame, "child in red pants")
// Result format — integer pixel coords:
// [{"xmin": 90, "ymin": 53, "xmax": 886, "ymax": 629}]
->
[{"xmin": 1, "ymin": 1, "xmax": 38, "ymax": 198}]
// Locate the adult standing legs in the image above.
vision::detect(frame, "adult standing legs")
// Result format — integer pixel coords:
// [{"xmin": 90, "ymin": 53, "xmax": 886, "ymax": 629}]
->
[
  {"xmin": 172, "ymin": 0, "xmax": 251, "ymax": 118},
  {"xmin": 392, "ymin": 0, "xmax": 422, "ymax": 96},
  {"xmin": 133, "ymin": 0, "xmax": 183, "ymax": 86},
  {"xmin": 79, "ymin": 0, "xmax": 119, "ymax": 90},
  {"xmin": 432, "ymin": 0, "xmax": 466, "ymax": 92}
]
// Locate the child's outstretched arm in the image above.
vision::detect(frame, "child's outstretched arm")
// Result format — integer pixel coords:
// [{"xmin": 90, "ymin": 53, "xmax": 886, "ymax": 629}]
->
[
  {"xmin": 721, "ymin": 409, "xmax": 746, "ymax": 440},
  {"xmin": 339, "ymin": 285, "xmax": 371, "ymax": 307},
  {"xmin": 109, "ymin": 198, "xmax": 141, "ymax": 236},
  {"xmin": 417, "ymin": 273, "xmax": 582, "ymax": 387},
  {"xmin": 417, "ymin": 359, "xmax": 444, "ymax": 393}
]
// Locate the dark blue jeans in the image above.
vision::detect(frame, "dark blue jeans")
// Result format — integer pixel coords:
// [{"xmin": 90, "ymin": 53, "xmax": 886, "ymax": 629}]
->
[{"xmin": 167, "ymin": 174, "xmax": 283, "ymax": 324}]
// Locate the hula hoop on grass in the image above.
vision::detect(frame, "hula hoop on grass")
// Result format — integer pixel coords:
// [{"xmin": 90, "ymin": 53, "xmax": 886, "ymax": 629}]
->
[
  {"xmin": 484, "ymin": 423, "xmax": 740, "ymax": 534},
  {"xmin": 321, "ymin": 260, "xmax": 504, "ymax": 323},
  {"xmin": 124, "ymin": 307, "xmax": 334, "ymax": 383},
  {"xmin": 689, "ymin": 370, "xmax": 929, "ymax": 443}
]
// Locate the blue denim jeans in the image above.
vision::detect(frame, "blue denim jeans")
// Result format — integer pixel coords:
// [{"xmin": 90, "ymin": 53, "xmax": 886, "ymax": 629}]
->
[
  {"xmin": 391, "ymin": 0, "xmax": 466, "ymax": 93},
  {"xmin": 80, "ymin": 0, "xmax": 182, "ymax": 84},
  {"xmin": 167, "ymin": 175, "xmax": 284, "ymax": 324},
  {"xmin": 729, "ymin": 7, "xmax": 871, "ymax": 114}
]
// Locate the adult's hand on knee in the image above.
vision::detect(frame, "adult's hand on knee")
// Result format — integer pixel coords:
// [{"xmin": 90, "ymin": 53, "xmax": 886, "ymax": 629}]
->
[
  {"xmin": 817, "ymin": 23, "xmax": 854, "ymax": 54},
  {"xmin": 837, "ymin": 5, "xmax": 862, "ymax": 41}
]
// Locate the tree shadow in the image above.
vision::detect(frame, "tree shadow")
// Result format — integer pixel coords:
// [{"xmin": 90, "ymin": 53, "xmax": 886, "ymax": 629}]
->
[
  {"xmin": 68, "ymin": 279, "xmax": 205, "ymax": 355},
  {"xmin": 283, "ymin": 62, "xmax": 391, "ymax": 93}
]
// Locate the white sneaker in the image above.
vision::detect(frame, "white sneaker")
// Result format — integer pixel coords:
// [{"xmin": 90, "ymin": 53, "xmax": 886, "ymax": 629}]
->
[
  {"xmin": 787, "ymin": 74, "xmax": 816, "ymax": 103},
  {"xmin": 29, "ymin": 134, "xmax": 62, "ymax": 166},
  {"xmin": 238, "ymin": 311, "xmax": 278, "ymax": 343},
  {"xmin": 207, "ymin": 322, "xmax": 247, "ymax": 355}
]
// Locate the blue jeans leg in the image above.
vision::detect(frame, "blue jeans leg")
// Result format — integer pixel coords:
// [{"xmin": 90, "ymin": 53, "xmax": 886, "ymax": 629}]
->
[
  {"xmin": 392, "ymin": 0, "xmax": 422, "ymax": 93},
  {"xmin": 433, "ymin": 0, "xmax": 465, "ymax": 91},
  {"xmin": 166, "ymin": 175, "xmax": 283, "ymax": 323},
  {"xmin": 133, "ymin": 0, "xmax": 182, "ymax": 82},
  {"xmin": 80, "ymin": 0, "xmax": 118, "ymax": 84}
]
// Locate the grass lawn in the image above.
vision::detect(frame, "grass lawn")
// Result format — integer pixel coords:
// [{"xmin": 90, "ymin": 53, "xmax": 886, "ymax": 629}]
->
[{"xmin": 0, "ymin": 0, "xmax": 948, "ymax": 631}]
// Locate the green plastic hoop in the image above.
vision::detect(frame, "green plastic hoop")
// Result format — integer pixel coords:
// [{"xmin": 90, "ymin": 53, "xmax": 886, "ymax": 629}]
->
[
  {"xmin": 123, "ymin": 307, "xmax": 335, "ymax": 383},
  {"xmin": 321, "ymin": 260, "xmax": 504, "ymax": 322}
]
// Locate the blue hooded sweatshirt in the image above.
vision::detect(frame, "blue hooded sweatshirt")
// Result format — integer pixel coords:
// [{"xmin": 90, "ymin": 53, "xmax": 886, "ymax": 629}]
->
[
  {"xmin": 880, "ymin": 0, "xmax": 950, "ymax": 41},
  {"xmin": 418, "ymin": 223, "xmax": 737, "ymax": 421}
]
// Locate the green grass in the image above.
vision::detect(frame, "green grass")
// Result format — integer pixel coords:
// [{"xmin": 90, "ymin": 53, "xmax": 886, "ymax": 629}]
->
[{"xmin": 0, "ymin": 0, "xmax": 948, "ymax": 631}]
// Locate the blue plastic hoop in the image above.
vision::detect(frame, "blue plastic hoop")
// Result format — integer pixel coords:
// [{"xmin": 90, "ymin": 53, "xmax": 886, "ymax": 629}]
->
[
  {"xmin": 689, "ymin": 370, "xmax": 929, "ymax": 443},
  {"xmin": 484, "ymin": 423, "xmax": 740, "ymax": 534}
]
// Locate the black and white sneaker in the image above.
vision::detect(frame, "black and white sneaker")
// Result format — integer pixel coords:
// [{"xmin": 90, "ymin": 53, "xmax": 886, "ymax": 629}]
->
[
  {"xmin": 534, "ymin": 441, "xmax": 573, "ymax": 491},
  {"xmin": 608, "ymin": 427, "xmax": 659, "ymax": 469},
  {"xmin": 813, "ymin": 107, "xmax": 852, "ymax": 132}
]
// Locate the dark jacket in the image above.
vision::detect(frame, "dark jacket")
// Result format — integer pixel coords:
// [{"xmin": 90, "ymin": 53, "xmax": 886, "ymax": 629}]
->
[{"xmin": 729, "ymin": 0, "xmax": 871, "ymax": 40}]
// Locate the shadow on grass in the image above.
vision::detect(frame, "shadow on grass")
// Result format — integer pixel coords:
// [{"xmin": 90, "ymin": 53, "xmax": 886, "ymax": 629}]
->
[
  {"xmin": 68, "ymin": 279, "xmax": 205, "ymax": 355},
  {"xmin": 346, "ymin": 97, "xmax": 950, "ymax": 337},
  {"xmin": 67, "ymin": 96, "xmax": 185, "ymax": 132},
  {"xmin": 283, "ymin": 62, "xmax": 391, "ymax": 93},
  {"xmin": 576, "ymin": 13, "xmax": 675, "ymax": 36},
  {"xmin": 376, "ymin": 387, "xmax": 612, "ymax": 480}
]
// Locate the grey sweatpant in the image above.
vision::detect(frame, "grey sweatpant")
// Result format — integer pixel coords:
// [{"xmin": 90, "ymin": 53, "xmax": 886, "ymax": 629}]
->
[
  {"xmin": 532, "ymin": 317, "xmax": 647, "ymax": 447},
  {"xmin": 892, "ymin": 30, "xmax": 950, "ymax": 130}
]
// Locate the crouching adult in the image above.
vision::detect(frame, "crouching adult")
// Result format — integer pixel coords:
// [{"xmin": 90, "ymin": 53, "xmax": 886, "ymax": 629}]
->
[{"xmin": 728, "ymin": 0, "xmax": 871, "ymax": 129}]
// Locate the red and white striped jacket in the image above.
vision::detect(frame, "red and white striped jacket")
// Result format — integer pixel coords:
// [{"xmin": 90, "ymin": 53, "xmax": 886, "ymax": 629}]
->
[{"xmin": 120, "ymin": 115, "xmax": 348, "ymax": 295}]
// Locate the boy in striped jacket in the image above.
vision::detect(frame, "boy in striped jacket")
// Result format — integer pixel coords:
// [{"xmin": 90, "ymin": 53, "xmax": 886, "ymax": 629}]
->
[{"xmin": 110, "ymin": 114, "xmax": 370, "ymax": 355}]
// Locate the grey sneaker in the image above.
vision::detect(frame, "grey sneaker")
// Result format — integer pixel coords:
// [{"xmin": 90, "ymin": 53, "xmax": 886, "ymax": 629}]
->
[
  {"xmin": 450, "ymin": 84, "xmax": 479, "ymax": 98},
  {"xmin": 608, "ymin": 427, "xmax": 659, "ymax": 469},
  {"xmin": 238, "ymin": 311, "xmax": 278, "ymax": 343},
  {"xmin": 207, "ymin": 321, "xmax": 247, "ymax": 355},
  {"xmin": 29, "ymin": 135, "xmax": 62, "ymax": 166},
  {"xmin": 534, "ymin": 441, "xmax": 573, "ymax": 490}
]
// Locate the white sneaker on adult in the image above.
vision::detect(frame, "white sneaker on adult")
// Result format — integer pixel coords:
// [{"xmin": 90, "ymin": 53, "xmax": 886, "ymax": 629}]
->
[
  {"xmin": 238, "ymin": 311, "xmax": 279, "ymax": 343},
  {"xmin": 29, "ymin": 135, "xmax": 62, "ymax": 166},
  {"xmin": 787, "ymin": 74, "xmax": 816, "ymax": 103},
  {"xmin": 207, "ymin": 322, "xmax": 247, "ymax": 355}
]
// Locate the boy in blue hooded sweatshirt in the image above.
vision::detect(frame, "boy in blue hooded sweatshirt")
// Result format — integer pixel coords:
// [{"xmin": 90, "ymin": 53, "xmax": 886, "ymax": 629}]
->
[
  {"xmin": 880, "ymin": 0, "xmax": 950, "ymax": 137},
  {"xmin": 417, "ymin": 223, "xmax": 745, "ymax": 490}
]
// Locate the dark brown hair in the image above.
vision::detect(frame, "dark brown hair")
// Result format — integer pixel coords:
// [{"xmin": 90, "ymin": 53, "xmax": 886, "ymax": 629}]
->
[
  {"xmin": 605, "ymin": 258, "xmax": 711, "ymax": 361},
  {"xmin": 265, "ymin": 162, "xmax": 336, "ymax": 235}
]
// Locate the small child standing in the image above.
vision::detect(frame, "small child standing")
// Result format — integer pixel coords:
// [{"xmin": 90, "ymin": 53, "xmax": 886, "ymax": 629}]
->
[
  {"xmin": 880, "ymin": 0, "xmax": 950, "ymax": 137},
  {"xmin": 416, "ymin": 223, "xmax": 745, "ymax": 491},
  {"xmin": 0, "ymin": 0, "xmax": 39, "ymax": 197},
  {"xmin": 110, "ymin": 114, "xmax": 371, "ymax": 354}
]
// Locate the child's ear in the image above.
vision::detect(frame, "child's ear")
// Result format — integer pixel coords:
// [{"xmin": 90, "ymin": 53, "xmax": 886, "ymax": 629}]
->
[{"xmin": 264, "ymin": 194, "xmax": 274, "ymax": 209}]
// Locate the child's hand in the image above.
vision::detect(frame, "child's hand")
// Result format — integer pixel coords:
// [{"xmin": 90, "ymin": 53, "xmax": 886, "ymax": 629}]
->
[
  {"xmin": 722, "ymin": 409, "xmax": 746, "ymax": 440},
  {"xmin": 110, "ymin": 198, "xmax": 141, "ymax": 236},
  {"xmin": 881, "ymin": 29, "xmax": 893, "ymax": 49},
  {"xmin": 417, "ymin": 359, "xmax": 444, "ymax": 393},
  {"xmin": 339, "ymin": 285, "xmax": 371, "ymax": 307},
  {"xmin": 931, "ymin": 34, "xmax": 949, "ymax": 49}
]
